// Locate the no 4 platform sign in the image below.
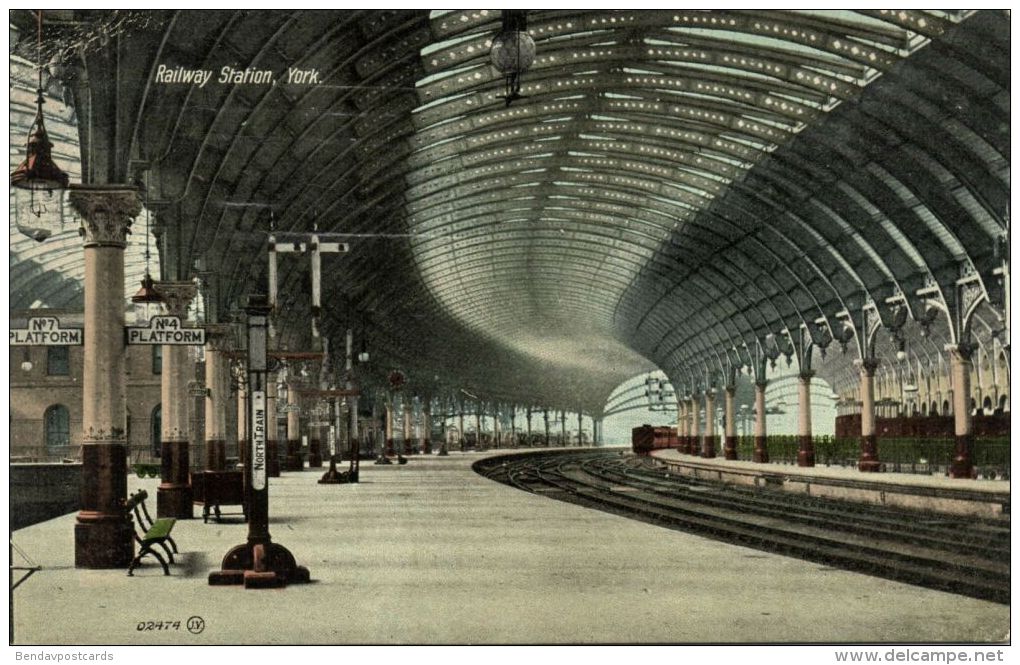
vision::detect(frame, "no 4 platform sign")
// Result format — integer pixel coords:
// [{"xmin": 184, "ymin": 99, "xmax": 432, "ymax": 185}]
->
[
  {"xmin": 126, "ymin": 315, "xmax": 206, "ymax": 345},
  {"xmin": 10, "ymin": 317, "xmax": 83, "ymax": 345}
]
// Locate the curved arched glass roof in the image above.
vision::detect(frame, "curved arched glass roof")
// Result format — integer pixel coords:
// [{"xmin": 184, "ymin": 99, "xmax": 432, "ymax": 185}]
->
[{"xmin": 7, "ymin": 10, "xmax": 1008, "ymax": 413}]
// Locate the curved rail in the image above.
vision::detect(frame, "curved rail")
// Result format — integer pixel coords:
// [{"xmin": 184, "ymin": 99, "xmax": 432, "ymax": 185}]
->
[{"xmin": 473, "ymin": 450, "xmax": 1009, "ymax": 605}]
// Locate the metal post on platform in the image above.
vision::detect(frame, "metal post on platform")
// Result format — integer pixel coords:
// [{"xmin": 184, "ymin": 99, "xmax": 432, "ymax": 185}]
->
[{"xmin": 209, "ymin": 294, "xmax": 310, "ymax": 588}]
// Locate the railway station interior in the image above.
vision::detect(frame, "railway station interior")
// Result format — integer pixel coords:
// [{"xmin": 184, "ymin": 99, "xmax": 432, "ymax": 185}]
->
[{"xmin": 6, "ymin": 8, "xmax": 1013, "ymax": 655}]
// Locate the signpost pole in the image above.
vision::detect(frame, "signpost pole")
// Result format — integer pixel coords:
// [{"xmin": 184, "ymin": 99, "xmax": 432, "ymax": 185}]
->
[{"xmin": 209, "ymin": 294, "xmax": 310, "ymax": 588}]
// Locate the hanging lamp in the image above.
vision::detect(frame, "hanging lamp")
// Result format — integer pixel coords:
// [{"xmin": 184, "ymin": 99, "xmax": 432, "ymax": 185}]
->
[
  {"xmin": 489, "ymin": 10, "xmax": 536, "ymax": 106},
  {"xmin": 11, "ymin": 10, "xmax": 70, "ymax": 241},
  {"xmin": 131, "ymin": 174, "xmax": 164, "ymax": 323}
]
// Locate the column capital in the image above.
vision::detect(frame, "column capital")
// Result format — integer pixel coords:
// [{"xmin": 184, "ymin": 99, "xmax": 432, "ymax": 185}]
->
[
  {"xmin": 155, "ymin": 280, "xmax": 198, "ymax": 317},
  {"xmin": 945, "ymin": 342, "xmax": 976, "ymax": 361},
  {"xmin": 724, "ymin": 384, "xmax": 736, "ymax": 396},
  {"xmin": 755, "ymin": 379, "xmax": 768, "ymax": 389},
  {"xmin": 855, "ymin": 357, "xmax": 880, "ymax": 376},
  {"xmin": 69, "ymin": 185, "xmax": 142, "ymax": 248},
  {"xmin": 798, "ymin": 370, "xmax": 815, "ymax": 382}
]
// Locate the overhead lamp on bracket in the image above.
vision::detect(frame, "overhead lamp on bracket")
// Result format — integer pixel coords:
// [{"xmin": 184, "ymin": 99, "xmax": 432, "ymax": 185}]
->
[
  {"xmin": 490, "ymin": 10, "xmax": 536, "ymax": 107},
  {"xmin": 11, "ymin": 10, "xmax": 70, "ymax": 242}
]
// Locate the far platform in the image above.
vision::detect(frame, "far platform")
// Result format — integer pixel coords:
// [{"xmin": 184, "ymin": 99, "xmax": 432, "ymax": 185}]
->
[
  {"xmin": 649, "ymin": 449, "xmax": 1010, "ymax": 519},
  {"xmin": 11, "ymin": 448, "xmax": 1009, "ymax": 645}
]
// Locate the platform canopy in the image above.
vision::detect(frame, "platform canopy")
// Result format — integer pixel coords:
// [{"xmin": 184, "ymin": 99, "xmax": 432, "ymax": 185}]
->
[{"xmin": 8, "ymin": 10, "xmax": 1009, "ymax": 413}]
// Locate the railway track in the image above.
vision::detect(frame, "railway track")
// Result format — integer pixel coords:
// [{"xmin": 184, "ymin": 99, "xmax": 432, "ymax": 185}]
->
[{"xmin": 474, "ymin": 450, "xmax": 1010, "ymax": 605}]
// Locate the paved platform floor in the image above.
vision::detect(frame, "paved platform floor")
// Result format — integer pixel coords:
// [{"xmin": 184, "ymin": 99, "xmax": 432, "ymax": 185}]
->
[{"xmin": 10, "ymin": 449, "xmax": 1009, "ymax": 645}]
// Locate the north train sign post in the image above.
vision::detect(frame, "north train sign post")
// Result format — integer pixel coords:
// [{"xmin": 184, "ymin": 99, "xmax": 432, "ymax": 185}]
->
[{"xmin": 209, "ymin": 293, "xmax": 310, "ymax": 588}]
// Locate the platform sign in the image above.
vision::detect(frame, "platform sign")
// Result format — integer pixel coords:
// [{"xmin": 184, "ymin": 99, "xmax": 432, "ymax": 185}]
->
[
  {"xmin": 251, "ymin": 390, "xmax": 267, "ymax": 491},
  {"xmin": 10, "ymin": 317, "xmax": 83, "ymax": 345},
  {"xmin": 126, "ymin": 315, "xmax": 206, "ymax": 345}
]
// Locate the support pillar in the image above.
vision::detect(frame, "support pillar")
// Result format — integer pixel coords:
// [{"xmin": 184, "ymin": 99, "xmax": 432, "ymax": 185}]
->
[
  {"xmin": 308, "ymin": 399, "xmax": 323, "ymax": 468},
  {"xmin": 797, "ymin": 371, "xmax": 815, "ymax": 467},
  {"xmin": 71, "ymin": 186, "xmax": 140, "ymax": 568},
  {"xmin": 285, "ymin": 381, "xmax": 303, "ymax": 470},
  {"xmin": 858, "ymin": 359, "xmax": 881, "ymax": 472},
  {"xmin": 702, "ymin": 390, "xmax": 717, "ymax": 458},
  {"xmin": 422, "ymin": 402, "xmax": 432, "ymax": 454},
  {"xmin": 948, "ymin": 345, "xmax": 975, "ymax": 478},
  {"xmin": 543, "ymin": 409, "xmax": 550, "ymax": 446},
  {"xmin": 689, "ymin": 396, "xmax": 700, "ymax": 456},
  {"xmin": 676, "ymin": 400, "xmax": 685, "ymax": 452},
  {"xmin": 723, "ymin": 385, "xmax": 737, "ymax": 460},
  {"xmin": 458, "ymin": 409, "xmax": 465, "ymax": 452},
  {"xmin": 385, "ymin": 401, "xmax": 395, "ymax": 457},
  {"xmin": 403, "ymin": 403, "xmax": 413, "ymax": 455},
  {"xmin": 577, "ymin": 411, "xmax": 583, "ymax": 446},
  {"xmin": 753, "ymin": 381, "xmax": 769, "ymax": 463},
  {"xmin": 203, "ymin": 326, "xmax": 230, "ymax": 471},
  {"xmin": 266, "ymin": 375, "xmax": 280, "ymax": 477},
  {"xmin": 560, "ymin": 410, "xmax": 566, "ymax": 446},
  {"xmin": 526, "ymin": 408, "xmax": 532, "ymax": 446},
  {"xmin": 156, "ymin": 281, "xmax": 198, "ymax": 519},
  {"xmin": 237, "ymin": 382, "xmax": 248, "ymax": 467},
  {"xmin": 494, "ymin": 406, "xmax": 501, "ymax": 449}
]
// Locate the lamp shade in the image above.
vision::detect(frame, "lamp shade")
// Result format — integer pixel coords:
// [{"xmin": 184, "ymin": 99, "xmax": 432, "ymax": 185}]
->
[
  {"xmin": 131, "ymin": 273, "xmax": 164, "ymax": 324},
  {"xmin": 490, "ymin": 30, "xmax": 536, "ymax": 74}
]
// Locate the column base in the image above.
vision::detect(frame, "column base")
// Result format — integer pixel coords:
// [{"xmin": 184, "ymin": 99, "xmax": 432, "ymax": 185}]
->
[
  {"xmin": 422, "ymin": 439, "xmax": 431, "ymax": 455},
  {"xmin": 205, "ymin": 439, "xmax": 227, "ymax": 471},
  {"xmin": 319, "ymin": 457, "xmax": 358, "ymax": 484},
  {"xmin": 208, "ymin": 541, "xmax": 310, "ymax": 588},
  {"xmin": 752, "ymin": 436, "xmax": 769, "ymax": 463},
  {"xmin": 158, "ymin": 440, "xmax": 193, "ymax": 519},
  {"xmin": 157, "ymin": 484, "xmax": 195, "ymax": 519},
  {"xmin": 438, "ymin": 444, "xmax": 449, "ymax": 456},
  {"xmin": 404, "ymin": 439, "xmax": 414, "ymax": 455},
  {"xmin": 308, "ymin": 440, "xmax": 322, "ymax": 468},
  {"xmin": 76, "ymin": 442, "xmax": 133, "ymax": 567},
  {"xmin": 285, "ymin": 440, "xmax": 304, "ymax": 471},
  {"xmin": 701, "ymin": 436, "xmax": 717, "ymax": 459},
  {"xmin": 723, "ymin": 436, "xmax": 738, "ymax": 460},
  {"xmin": 948, "ymin": 434, "xmax": 975, "ymax": 479},
  {"xmin": 797, "ymin": 435, "xmax": 815, "ymax": 467},
  {"xmin": 385, "ymin": 438, "xmax": 395, "ymax": 457},
  {"xmin": 75, "ymin": 514, "xmax": 134, "ymax": 568},
  {"xmin": 858, "ymin": 434, "xmax": 881, "ymax": 472}
]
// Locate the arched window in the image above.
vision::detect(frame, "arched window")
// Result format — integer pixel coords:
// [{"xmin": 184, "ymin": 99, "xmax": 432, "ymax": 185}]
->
[
  {"xmin": 930, "ymin": 401, "xmax": 938, "ymax": 416},
  {"xmin": 942, "ymin": 400, "xmax": 950, "ymax": 416},
  {"xmin": 982, "ymin": 397, "xmax": 992, "ymax": 414},
  {"xmin": 151, "ymin": 404, "xmax": 162, "ymax": 457},
  {"xmin": 998, "ymin": 394, "xmax": 1007, "ymax": 413},
  {"xmin": 44, "ymin": 404, "xmax": 70, "ymax": 452},
  {"xmin": 921, "ymin": 403, "xmax": 928, "ymax": 416}
]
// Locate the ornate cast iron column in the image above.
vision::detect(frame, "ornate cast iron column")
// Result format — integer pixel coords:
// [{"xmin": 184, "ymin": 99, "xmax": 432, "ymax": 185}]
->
[
  {"xmin": 70, "ymin": 185, "xmax": 140, "ymax": 568},
  {"xmin": 155, "ymin": 281, "xmax": 197, "ymax": 519}
]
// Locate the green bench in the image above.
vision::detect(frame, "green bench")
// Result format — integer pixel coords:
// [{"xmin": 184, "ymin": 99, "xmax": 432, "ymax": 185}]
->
[{"xmin": 126, "ymin": 490, "xmax": 178, "ymax": 576}]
